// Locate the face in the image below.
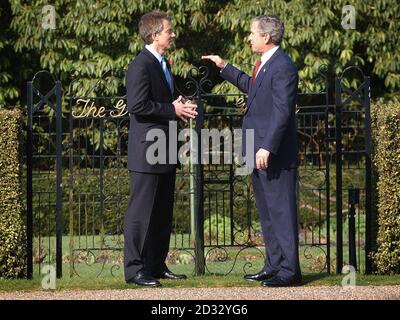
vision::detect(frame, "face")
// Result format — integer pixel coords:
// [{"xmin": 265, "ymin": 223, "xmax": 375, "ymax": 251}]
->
[
  {"xmin": 248, "ymin": 21, "xmax": 269, "ymax": 54},
  {"xmin": 153, "ymin": 19, "xmax": 175, "ymax": 53}
]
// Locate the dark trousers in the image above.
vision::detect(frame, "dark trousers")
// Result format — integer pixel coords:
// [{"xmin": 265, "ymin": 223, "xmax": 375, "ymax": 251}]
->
[
  {"xmin": 124, "ymin": 170, "xmax": 176, "ymax": 281},
  {"xmin": 251, "ymin": 168, "xmax": 301, "ymax": 279}
]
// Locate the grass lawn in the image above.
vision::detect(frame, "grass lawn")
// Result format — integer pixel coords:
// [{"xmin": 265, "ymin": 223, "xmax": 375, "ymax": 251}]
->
[
  {"xmin": 1, "ymin": 260, "xmax": 400, "ymax": 292},
  {"xmin": 1, "ymin": 273, "xmax": 400, "ymax": 292}
]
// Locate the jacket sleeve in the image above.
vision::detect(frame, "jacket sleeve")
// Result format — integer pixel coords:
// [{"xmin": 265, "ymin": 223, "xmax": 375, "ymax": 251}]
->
[
  {"xmin": 261, "ymin": 66, "xmax": 298, "ymax": 154},
  {"xmin": 126, "ymin": 62, "xmax": 177, "ymax": 120},
  {"xmin": 220, "ymin": 63, "xmax": 251, "ymax": 94}
]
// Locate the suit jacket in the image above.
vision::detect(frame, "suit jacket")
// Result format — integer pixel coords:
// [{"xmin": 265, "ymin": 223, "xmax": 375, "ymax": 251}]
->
[
  {"xmin": 126, "ymin": 48, "xmax": 177, "ymax": 173},
  {"xmin": 220, "ymin": 48, "xmax": 299, "ymax": 169}
]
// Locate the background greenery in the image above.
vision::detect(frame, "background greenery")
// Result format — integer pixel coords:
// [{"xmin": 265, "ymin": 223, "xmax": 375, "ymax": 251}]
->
[
  {"xmin": 0, "ymin": 0, "xmax": 399, "ymax": 108},
  {"xmin": 1, "ymin": 1, "xmax": 399, "ymax": 278}
]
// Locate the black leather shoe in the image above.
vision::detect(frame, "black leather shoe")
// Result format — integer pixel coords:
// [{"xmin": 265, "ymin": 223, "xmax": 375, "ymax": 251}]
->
[
  {"xmin": 158, "ymin": 270, "xmax": 187, "ymax": 280},
  {"xmin": 261, "ymin": 275, "xmax": 302, "ymax": 287},
  {"xmin": 244, "ymin": 271, "xmax": 275, "ymax": 282},
  {"xmin": 127, "ymin": 272, "xmax": 161, "ymax": 287}
]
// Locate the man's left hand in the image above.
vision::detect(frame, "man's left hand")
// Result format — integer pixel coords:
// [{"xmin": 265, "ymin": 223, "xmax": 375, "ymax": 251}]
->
[{"xmin": 256, "ymin": 148, "xmax": 270, "ymax": 170}]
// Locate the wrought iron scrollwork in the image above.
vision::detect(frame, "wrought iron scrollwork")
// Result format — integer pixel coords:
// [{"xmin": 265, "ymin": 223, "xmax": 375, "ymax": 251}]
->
[
  {"xmin": 204, "ymin": 246, "xmax": 265, "ymax": 276},
  {"xmin": 303, "ymin": 245, "xmax": 329, "ymax": 273},
  {"xmin": 71, "ymin": 249, "xmax": 124, "ymax": 278},
  {"xmin": 175, "ymin": 66, "xmax": 213, "ymax": 99}
]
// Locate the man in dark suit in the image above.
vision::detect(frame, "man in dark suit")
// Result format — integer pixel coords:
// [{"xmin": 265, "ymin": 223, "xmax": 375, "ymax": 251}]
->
[
  {"xmin": 125, "ymin": 11, "xmax": 197, "ymax": 287},
  {"xmin": 202, "ymin": 14, "xmax": 301, "ymax": 287}
]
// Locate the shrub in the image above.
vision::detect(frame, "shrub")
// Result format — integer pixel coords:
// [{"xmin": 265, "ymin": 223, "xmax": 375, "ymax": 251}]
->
[
  {"xmin": 372, "ymin": 103, "xmax": 400, "ymax": 274},
  {"xmin": 204, "ymin": 214, "xmax": 233, "ymax": 245},
  {"xmin": 0, "ymin": 108, "xmax": 26, "ymax": 278}
]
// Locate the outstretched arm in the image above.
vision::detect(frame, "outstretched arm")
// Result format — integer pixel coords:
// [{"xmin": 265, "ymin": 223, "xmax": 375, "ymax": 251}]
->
[{"xmin": 202, "ymin": 55, "xmax": 251, "ymax": 94}]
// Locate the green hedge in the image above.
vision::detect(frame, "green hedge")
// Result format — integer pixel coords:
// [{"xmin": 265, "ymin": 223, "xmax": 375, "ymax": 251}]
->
[
  {"xmin": 0, "ymin": 108, "xmax": 26, "ymax": 278},
  {"xmin": 372, "ymin": 103, "xmax": 400, "ymax": 274}
]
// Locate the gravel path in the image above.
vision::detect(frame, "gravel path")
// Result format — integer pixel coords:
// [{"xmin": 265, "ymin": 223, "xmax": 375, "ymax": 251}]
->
[{"xmin": 1, "ymin": 286, "xmax": 399, "ymax": 300}]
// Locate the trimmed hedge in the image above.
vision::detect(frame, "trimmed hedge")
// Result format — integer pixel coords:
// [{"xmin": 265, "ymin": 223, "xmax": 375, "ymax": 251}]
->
[
  {"xmin": 0, "ymin": 108, "xmax": 26, "ymax": 278},
  {"xmin": 372, "ymin": 103, "xmax": 400, "ymax": 274}
]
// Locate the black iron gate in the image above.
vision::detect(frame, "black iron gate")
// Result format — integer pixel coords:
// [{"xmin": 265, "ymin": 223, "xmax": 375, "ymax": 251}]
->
[
  {"xmin": 26, "ymin": 71, "xmax": 63, "ymax": 279},
  {"xmin": 335, "ymin": 67, "xmax": 372, "ymax": 274},
  {"xmin": 26, "ymin": 65, "xmax": 372, "ymax": 279}
]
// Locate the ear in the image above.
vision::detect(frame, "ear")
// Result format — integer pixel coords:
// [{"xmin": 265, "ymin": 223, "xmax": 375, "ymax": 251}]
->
[
  {"xmin": 151, "ymin": 32, "xmax": 158, "ymax": 42},
  {"xmin": 264, "ymin": 33, "xmax": 271, "ymax": 45}
]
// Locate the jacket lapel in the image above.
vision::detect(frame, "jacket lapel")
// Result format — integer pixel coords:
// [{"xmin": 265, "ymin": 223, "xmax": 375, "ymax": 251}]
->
[
  {"xmin": 142, "ymin": 48, "xmax": 173, "ymax": 97},
  {"xmin": 245, "ymin": 48, "xmax": 282, "ymax": 113}
]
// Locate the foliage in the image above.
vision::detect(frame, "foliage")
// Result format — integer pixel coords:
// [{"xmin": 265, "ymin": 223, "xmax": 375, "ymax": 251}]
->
[
  {"xmin": 0, "ymin": 109, "xmax": 26, "ymax": 279},
  {"xmin": 0, "ymin": 0, "xmax": 396, "ymax": 106},
  {"xmin": 371, "ymin": 102, "xmax": 400, "ymax": 274},
  {"xmin": 204, "ymin": 214, "xmax": 233, "ymax": 245},
  {"xmin": 0, "ymin": 2, "xmax": 19, "ymax": 107},
  {"xmin": 3, "ymin": 1, "xmax": 400, "ymax": 276},
  {"xmin": 29, "ymin": 167, "xmax": 129, "ymax": 236},
  {"xmin": 9, "ymin": 0, "xmax": 218, "ymax": 98},
  {"xmin": 212, "ymin": 0, "xmax": 400, "ymax": 100}
]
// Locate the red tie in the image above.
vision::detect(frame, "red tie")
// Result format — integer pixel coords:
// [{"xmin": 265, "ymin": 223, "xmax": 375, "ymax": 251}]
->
[{"xmin": 252, "ymin": 60, "xmax": 261, "ymax": 84}]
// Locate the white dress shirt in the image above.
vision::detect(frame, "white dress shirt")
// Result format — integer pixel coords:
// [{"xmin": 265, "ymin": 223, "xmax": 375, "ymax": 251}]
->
[
  {"xmin": 220, "ymin": 45, "xmax": 279, "ymax": 77},
  {"xmin": 145, "ymin": 44, "xmax": 163, "ymax": 63},
  {"xmin": 145, "ymin": 44, "xmax": 173, "ymax": 91},
  {"xmin": 255, "ymin": 45, "xmax": 280, "ymax": 77}
]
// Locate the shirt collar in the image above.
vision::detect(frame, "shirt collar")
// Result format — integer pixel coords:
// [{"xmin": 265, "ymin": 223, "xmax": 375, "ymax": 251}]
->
[
  {"xmin": 260, "ymin": 46, "xmax": 279, "ymax": 65},
  {"xmin": 145, "ymin": 44, "xmax": 163, "ymax": 63}
]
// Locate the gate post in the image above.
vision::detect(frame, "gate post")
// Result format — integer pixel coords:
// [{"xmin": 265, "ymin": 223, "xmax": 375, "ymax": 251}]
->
[
  {"xmin": 26, "ymin": 73, "xmax": 63, "ymax": 279},
  {"xmin": 26, "ymin": 81, "xmax": 33, "ymax": 280},
  {"xmin": 335, "ymin": 77, "xmax": 343, "ymax": 274},
  {"xmin": 335, "ymin": 69, "xmax": 373, "ymax": 274},
  {"xmin": 348, "ymin": 188, "xmax": 359, "ymax": 270},
  {"xmin": 194, "ymin": 92, "xmax": 205, "ymax": 276},
  {"xmin": 55, "ymin": 80, "xmax": 63, "ymax": 279},
  {"xmin": 363, "ymin": 76, "xmax": 374, "ymax": 274}
]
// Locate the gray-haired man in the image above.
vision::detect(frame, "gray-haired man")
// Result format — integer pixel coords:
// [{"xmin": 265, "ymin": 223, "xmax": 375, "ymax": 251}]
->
[{"xmin": 203, "ymin": 14, "xmax": 301, "ymax": 287}]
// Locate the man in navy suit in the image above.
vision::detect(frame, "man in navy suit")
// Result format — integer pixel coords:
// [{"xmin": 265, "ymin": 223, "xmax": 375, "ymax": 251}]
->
[
  {"xmin": 202, "ymin": 14, "xmax": 301, "ymax": 287},
  {"xmin": 124, "ymin": 11, "xmax": 197, "ymax": 287}
]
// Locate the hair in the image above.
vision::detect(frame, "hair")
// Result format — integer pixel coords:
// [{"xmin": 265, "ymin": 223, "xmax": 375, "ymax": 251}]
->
[
  {"xmin": 252, "ymin": 14, "xmax": 284, "ymax": 45},
  {"xmin": 139, "ymin": 11, "xmax": 170, "ymax": 45}
]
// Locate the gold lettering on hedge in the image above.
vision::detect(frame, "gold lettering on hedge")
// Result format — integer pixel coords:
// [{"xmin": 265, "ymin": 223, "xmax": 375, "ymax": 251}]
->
[{"xmin": 72, "ymin": 99, "xmax": 127, "ymax": 118}]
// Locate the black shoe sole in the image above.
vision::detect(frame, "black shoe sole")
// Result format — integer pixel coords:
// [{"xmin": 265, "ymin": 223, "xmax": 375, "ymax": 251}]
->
[
  {"xmin": 244, "ymin": 277, "xmax": 263, "ymax": 282},
  {"xmin": 244, "ymin": 275, "xmax": 275, "ymax": 282},
  {"xmin": 126, "ymin": 280, "xmax": 162, "ymax": 287},
  {"xmin": 130, "ymin": 282, "xmax": 162, "ymax": 287},
  {"xmin": 261, "ymin": 281, "xmax": 302, "ymax": 287}
]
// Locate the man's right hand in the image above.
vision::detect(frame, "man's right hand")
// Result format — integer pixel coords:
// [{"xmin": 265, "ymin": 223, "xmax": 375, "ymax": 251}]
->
[
  {"xmin": 201, "ymin": 55, "xmax": 226, "ymax": 69},
  {"xmin": 173, "ymin": 96, "xmax": 198, "ymax": 123}
]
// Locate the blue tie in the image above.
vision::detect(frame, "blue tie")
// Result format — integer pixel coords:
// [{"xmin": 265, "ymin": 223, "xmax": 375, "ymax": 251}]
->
[{"xmin": 161, "ymin": 57, "xmax": 173, "ymax": 92}]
